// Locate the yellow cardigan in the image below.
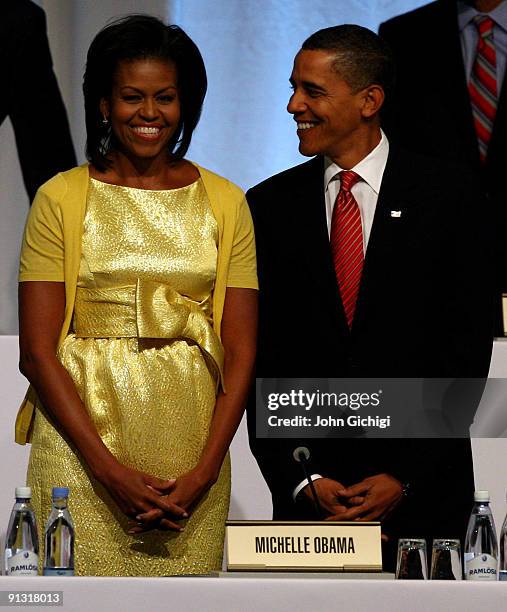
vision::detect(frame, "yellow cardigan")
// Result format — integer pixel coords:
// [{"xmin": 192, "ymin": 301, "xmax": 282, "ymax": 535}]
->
[{"xmin": 16, "ymin": 163, "xmax": 258, "ymax": 444}]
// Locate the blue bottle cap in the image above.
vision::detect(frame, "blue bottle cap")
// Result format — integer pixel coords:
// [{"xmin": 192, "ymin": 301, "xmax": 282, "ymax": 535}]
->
[{"xmin": 52, "ymin": 487, "xmax": 69, "ymax": 498}]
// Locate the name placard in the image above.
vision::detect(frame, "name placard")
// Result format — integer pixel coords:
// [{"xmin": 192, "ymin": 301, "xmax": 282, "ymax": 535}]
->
[{"xmin": 226, "ymin": 521, "xmax": 382, "ymax": 572}]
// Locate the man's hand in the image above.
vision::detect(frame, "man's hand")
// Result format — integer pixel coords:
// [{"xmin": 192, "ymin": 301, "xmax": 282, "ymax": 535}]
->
[
  {"xmin": 325, "ymin": 473, "xmax": 403, "ymax": 522},
  {"xmin": 302, "ymin": 477, "xmax": 350, "ymax": 517}
]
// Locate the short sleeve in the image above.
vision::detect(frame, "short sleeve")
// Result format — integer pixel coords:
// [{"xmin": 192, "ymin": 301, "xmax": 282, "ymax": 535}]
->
[
  {"xmin": 226, "ymin": 192, "xmax": 258, "ymax": 289},
  {"xmin": 19, "ymin": 185, "xmax": 64, "ymax": 282}
]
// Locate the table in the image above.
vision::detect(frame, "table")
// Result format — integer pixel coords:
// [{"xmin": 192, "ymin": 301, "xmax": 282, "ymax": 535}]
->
[{"xmin": 0, "ymin": 575, "xmax": 505, "ymax": 612}]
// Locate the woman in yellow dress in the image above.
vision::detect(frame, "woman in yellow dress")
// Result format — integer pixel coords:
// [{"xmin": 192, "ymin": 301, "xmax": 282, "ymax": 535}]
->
[{"xmin": 16, "ymin": 15, "xmax": 257, "ymax": 576}]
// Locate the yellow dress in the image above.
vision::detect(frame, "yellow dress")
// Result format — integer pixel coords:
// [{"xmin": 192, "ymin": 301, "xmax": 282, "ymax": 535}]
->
[{"xmin": 27, "ymin": 178, "xmax": 230, "ymax": 576}]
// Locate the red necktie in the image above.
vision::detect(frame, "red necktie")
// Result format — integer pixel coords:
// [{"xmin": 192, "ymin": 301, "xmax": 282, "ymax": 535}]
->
[
  {"xmin": 469, "ymin": 15, "xmax": 498, "ymax": 163},
  {"xmin": 330, "ymin": 170, "xmax": 363, "ymax": 329}
]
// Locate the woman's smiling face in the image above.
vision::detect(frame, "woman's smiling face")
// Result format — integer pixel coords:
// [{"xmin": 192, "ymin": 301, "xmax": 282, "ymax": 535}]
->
[{"xmin": 101, "ymin": 58, "xmax": 181, "ymax": 163}]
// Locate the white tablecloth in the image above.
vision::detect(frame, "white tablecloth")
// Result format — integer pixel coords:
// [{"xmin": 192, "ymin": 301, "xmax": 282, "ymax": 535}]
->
[{"xmin": 0, "ymin": 575, "xmax": 505, "ymax": 612}]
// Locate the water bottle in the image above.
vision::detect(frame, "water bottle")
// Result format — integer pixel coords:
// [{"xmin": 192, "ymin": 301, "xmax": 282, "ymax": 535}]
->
[
  {"xmin": 464, "ymin": 490, "xmax": 498, "ymax": 581},
  {"xmin": 4, "ymin": 487, "xmax": 39, "ymax": 576},
  {"xmin": 499, "ymin": 490, "xmax": 507, "ymax": 581},
  {"xmin": 43, "ymin": 487, "xmax": 75, "ymax": 576}
]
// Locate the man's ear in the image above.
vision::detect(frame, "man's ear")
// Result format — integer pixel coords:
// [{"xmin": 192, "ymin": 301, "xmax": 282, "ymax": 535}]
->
[
  {"xmin": 360, "ymin": 85, "xmax": 385, "ymax": 119},
  {"xmin": 99, "ymin": 98, "xmax": 110, "ymax": 120}
]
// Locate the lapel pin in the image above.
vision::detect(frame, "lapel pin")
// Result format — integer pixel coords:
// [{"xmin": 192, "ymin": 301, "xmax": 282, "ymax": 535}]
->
[{"xmin": 390, "ymin": 210, "xmax": 402, "ymax": 218}]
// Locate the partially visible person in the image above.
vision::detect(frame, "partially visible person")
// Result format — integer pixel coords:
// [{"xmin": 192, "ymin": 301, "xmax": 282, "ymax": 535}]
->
[
  {"xmin": 247, "ymin": 24, "xmax": 493, "ymax": 571},
  {"xmin": 379, "ymin": 0, "xmax": 507, "ymax": 335},
  {"xmin": 16, "ymin": 15, "xmax": 257, "ymax": 576},
  {"xmin": 1, "ymin": 0, "xmax": 76, "ymax": 202}
]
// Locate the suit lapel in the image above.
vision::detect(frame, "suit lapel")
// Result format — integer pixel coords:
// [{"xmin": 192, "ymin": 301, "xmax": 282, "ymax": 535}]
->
[{"xmin": 352, "ymin": 148, "xmax": 413, "ymax": 332}]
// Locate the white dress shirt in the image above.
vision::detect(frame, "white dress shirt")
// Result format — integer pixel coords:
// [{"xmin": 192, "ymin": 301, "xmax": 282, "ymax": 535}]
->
[
  {"xmin": 458, "ymin": 0, "xmax": 507, "ymax": 91},
  {"xmin": 324, "ymin": 130, "xmax": 389, "ymax": 250},
  {"xmin": 293, "ymin": 130, "xmax": 390, "ymax": 501}
]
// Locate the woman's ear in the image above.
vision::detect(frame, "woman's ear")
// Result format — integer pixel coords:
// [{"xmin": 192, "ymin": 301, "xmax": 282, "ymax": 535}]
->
[{"xmin": 99, "ymin": 98, "xmax": 110, "ymax": 121}]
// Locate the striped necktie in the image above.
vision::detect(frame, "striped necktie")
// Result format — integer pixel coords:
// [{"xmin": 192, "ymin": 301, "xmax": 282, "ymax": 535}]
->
[
  {"xmin": 469, "ymin": 15, "xmax": 498, "ymax": 163},
  {"xmin": 330, "ymin": 170, "xmax": 363, "ymax": 329}
]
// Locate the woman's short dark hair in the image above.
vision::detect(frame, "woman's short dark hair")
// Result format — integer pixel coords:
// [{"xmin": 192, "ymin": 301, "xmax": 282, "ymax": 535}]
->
[{"xmin": 83, "ymin": 15, "xmax": 207, "ymax": 171}]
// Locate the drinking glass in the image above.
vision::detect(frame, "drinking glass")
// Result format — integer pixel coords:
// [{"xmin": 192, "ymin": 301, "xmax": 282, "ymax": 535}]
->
[
  {"xmin": 430, "ymin": 539, "xmax": 462, "ymax": 580},
  {"xmin": 396, "ymin": 538, "xmax": 428, "ymax": 579}
]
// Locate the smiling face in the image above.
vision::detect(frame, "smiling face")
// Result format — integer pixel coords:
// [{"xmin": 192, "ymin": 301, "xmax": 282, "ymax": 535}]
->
[
  {"xmin": 288, "ymin": 49, "xmax": 377, "ymax": 164},
  {"xmin": 100, "ymin": 58, "xmax": 181, "ymax": 164}
]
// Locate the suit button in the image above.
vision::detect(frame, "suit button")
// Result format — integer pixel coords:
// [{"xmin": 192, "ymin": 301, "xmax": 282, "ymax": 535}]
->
[{"xmin": 347, "ymin": 358, "xmax": 359, "ymax": 373}]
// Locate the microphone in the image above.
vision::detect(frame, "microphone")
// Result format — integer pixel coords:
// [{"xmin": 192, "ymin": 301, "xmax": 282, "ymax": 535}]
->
[
  {"xmin": 292, "ymin": 446, "xmax": 324, "ymax": 519},
  {"xmin": 293, "ymin": 446, "xmax": 310, "ymax": 463}
]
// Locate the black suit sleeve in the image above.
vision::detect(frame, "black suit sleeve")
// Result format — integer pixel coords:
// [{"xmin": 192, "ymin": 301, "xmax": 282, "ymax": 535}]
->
[{"xmin": 3, "ymin": 1, "xmax": 76, "ymax": 202}]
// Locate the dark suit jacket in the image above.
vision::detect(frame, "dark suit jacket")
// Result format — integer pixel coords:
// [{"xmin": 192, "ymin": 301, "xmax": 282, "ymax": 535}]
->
[
  {"xmin": 379, "ymin": 0, "xmax": 507, "ymax": 334},
  {"xmin": 1, "ymin": 0, "xmax": 76, "ymax": 202},
  {"xmin": 246, "ymin": 148, "xmax": 494, "ymax": 570}
]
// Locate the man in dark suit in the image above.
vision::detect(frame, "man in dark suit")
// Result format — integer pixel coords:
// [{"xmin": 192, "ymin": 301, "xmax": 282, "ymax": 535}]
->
[
  {"xmin": 247, "ymin": 25, "xmax": 493, "ymax": 570},
  {"xmin": 1, "ymin": 0, "xmax": 76, "ymax": 202},
  {"xmin": 379, "ymin": 0, "xmax": 507, "ymax": 335}
]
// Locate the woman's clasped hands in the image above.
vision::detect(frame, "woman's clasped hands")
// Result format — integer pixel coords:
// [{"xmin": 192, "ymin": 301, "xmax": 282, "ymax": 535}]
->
[
  {"xmin": 121, "ymin": 465, "xmax": 216, "ymax": 534},
  {"xmin": 97, "ymin": 460, "xmax": 189, "ymax": 533}
]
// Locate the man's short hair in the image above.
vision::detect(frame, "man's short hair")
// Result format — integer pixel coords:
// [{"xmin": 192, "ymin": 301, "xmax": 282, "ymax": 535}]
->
[{"xmin": 302, "ymin": 25, "xmax": 394, "ymax": 100}]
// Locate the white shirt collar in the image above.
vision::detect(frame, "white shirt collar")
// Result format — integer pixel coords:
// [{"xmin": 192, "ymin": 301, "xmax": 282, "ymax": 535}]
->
[
  {"xmin": 458, "ymin": 0, "xmax": 507, "ymax": 32},
  {"xmin": 324, "ymin": 129, "xmax": 389, "ymax": 194}
]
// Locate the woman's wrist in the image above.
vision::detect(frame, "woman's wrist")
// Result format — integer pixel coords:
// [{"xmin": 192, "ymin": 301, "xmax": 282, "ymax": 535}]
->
[
  {"xmin": 192, "ymin": 462, "xmax": 220, "ymax": 488},
  {"xmin": 87, "ymin": 451, "xmax": 120, "ymax": 484}
]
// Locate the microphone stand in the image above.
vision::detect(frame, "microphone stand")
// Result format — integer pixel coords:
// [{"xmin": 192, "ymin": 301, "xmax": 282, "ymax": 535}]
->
[{"xmin": 294, "ymin": 447, "xmax": 325, "ymax": 519}]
